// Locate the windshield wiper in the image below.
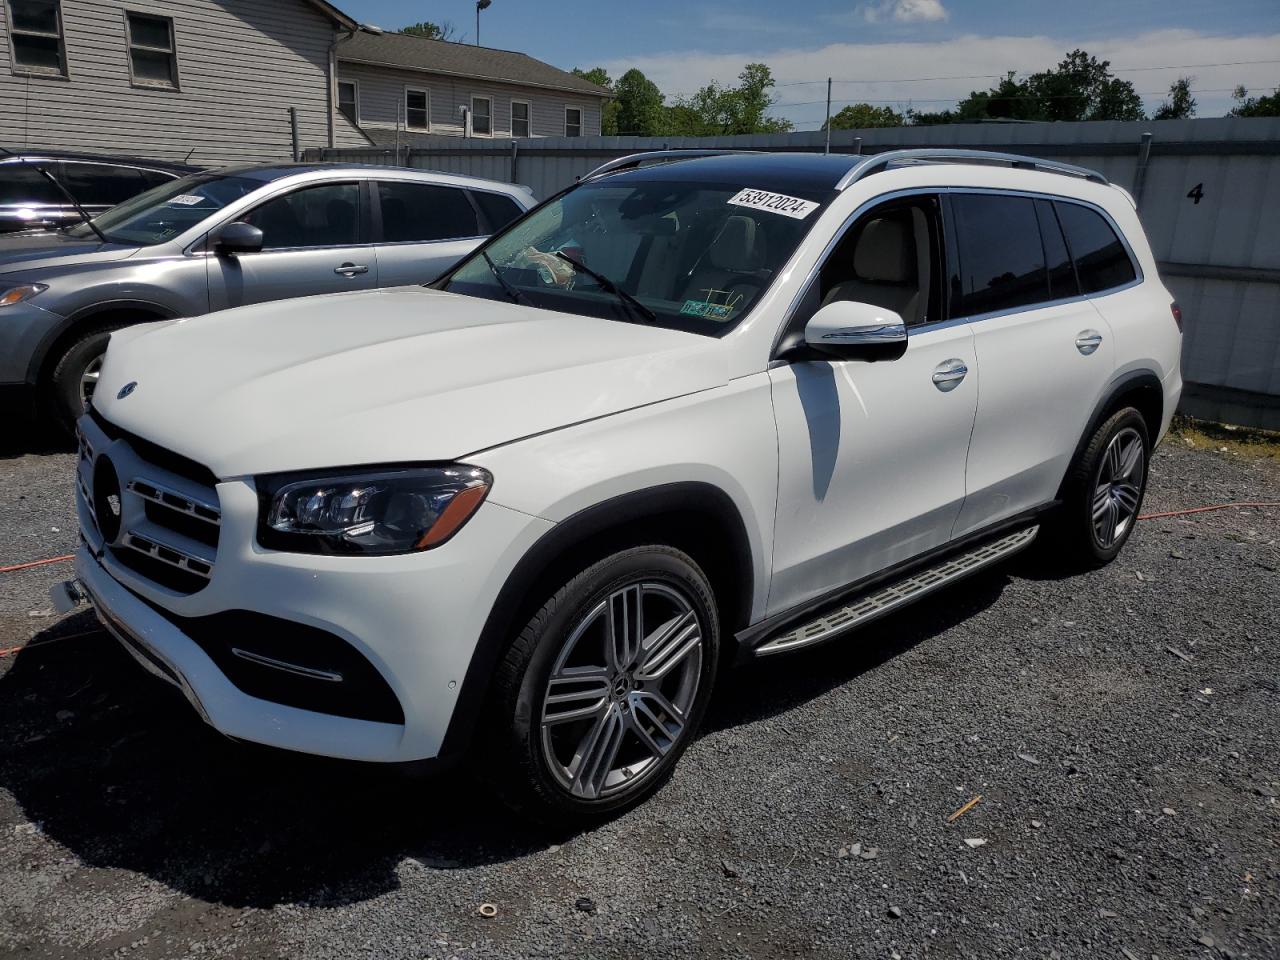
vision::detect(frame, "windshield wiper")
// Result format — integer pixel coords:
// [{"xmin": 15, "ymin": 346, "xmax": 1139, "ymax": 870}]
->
[
  {"xmin": 481, "ymin": 251, "xmax": 533, "ymax": 306},
  {"xmin": 554, "ymin": 250, "xmax": 657, "ymax": 323},
  {"xmin": 0, "ymin": 143, "xmax": 108, "ymax": 244}
]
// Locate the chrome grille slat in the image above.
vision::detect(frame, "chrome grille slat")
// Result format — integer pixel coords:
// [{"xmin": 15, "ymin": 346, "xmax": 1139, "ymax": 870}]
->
[
  {"xmin": 127, "ymin": 478, "xmax": 220, "ymax": 525},
  {"xmin": 122, "ymin": 532, "xmax": 214, "ymax": 580}
]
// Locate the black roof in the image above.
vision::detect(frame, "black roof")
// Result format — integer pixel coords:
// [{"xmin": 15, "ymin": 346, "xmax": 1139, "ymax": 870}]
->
[
  {"xmin": 603, "ymin": 152, "xmax": 863, "ymax": 196},
  {"xmin": 1, "ymin": 149, "xmax": 201, "ymax": 173}
]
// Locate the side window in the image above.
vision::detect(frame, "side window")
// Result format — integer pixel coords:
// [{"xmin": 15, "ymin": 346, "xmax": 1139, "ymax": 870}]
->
[
  {"xmin": 1035, "ymin": 199, "xmax": 1078, "ymax": 301},
  {"xmin": 471, "ymin": 190, "xmax": 523, "ymax": 232},
  {"xmin": 243, "ymin": 182, "xmax": 360, "ymax": 250},
  {"xmin": 0, "ymin": 164, "xmax": 63, "ymax": 204},
  {"xmin": 949, "ymin": 194, "xmax": 1047, "ymax": 317},
  {"xmin": 1055, "ymin": 201, "xmax": 1137, "ymax": 294},
  {"xmin": 139, "ymin": 169, "xmax": 176, "ymax": 189},
  {"xmin": 61, "ymin": 163, "xmax": 148, "ymax": 206},
  {"xmin": 815, "ymin": 196, "xmax": 942, "ymax": 328},
  {"xmin": 377, "ymin": 181, "xmax": 479, "ymax": 243}
]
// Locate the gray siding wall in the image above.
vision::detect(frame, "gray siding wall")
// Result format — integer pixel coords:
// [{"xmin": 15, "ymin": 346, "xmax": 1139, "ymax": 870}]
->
[
  {"xmin": 0, "ymin": 0, "xmax": 368, "ymax": 164},
  {"xmin": 337, "ymin": 61, "xmax": 602, "ymax": 139}
]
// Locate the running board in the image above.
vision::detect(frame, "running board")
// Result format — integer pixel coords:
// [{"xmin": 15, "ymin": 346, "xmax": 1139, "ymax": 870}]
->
[{"xmin": 754, "ymin": 526, "xmax": 1039, "ymax": 657}]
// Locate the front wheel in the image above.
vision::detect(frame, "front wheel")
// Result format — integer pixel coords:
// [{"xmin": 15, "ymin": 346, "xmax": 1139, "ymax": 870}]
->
[
  {"xmin": 482, "ymin": 545, "xmax": 720, "ymax": 824},
  {"xmin": 1048, "ymin": 407, "xmax": 1151, "ymax": 568},
  {"xmin": 45, "ymin": 326, "xmax": 123, "ymax": 435}
]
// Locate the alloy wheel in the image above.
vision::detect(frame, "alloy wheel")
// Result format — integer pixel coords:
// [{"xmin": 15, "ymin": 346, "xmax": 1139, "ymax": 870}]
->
[
  {"xmin": 540, "ymin": 581, "xmax": 703, "ymax": 800},
  {"xmin": 79, "ymin": 354, "xmax": 104, "ymax": 411},
  {"xmin": 1092, "ymin": 426, "xmax": 1145, "ymax": 549}
]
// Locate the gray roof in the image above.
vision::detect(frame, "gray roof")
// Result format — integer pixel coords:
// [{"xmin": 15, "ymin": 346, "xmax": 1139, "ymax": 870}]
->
[{"xmin": 337, "ymin": 31, "xmax": 612, "ymax": 99}]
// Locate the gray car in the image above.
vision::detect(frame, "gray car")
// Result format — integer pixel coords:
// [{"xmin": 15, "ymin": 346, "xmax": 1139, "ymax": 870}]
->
[{"xmin": 0, "ymin": 163, "xmax": 534, "ymax": 431}]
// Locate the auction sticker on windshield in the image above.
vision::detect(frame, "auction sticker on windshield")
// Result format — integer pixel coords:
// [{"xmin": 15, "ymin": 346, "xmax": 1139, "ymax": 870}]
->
[
  {"xmin": 727, "ymin": 188, "xmax": 819, "ymax": 220},
  {"xmin": 167, "ymin": 195, "xmax": 206, "ymax": 206}
]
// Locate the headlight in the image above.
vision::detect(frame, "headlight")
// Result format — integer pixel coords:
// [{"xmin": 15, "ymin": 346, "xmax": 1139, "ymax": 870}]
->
[
  {"xmin": 256, "ymin": 465, "xmax": 492, "ymax": 555},
  {"xmin": 0, "ymin": 283, "xmax": 48, "ymax": 307}
]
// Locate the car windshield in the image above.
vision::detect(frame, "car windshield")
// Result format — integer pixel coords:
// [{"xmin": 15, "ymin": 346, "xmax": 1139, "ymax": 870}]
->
[
  {"xmin": 441, "ymin": 174, "xmax": 833, "ymax": 335},
  {"xmin": 65, "ymin": 172, "xmax": 261, "ymax": 246}
]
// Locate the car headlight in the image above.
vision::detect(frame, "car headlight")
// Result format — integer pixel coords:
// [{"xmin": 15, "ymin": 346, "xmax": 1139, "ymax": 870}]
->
[
  {"xmin": 0, "ymin": 283, "xmax": 48, "ymax": 307},
  {"xmin": 256, "ymin": 465, "xmax": 492, "ymax": 555}
]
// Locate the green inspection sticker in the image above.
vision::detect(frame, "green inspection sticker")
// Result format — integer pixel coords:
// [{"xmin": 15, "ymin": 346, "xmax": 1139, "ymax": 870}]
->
[{"xmin": 680, "ymin": 299, "xmax": 734, "ymax": 320}]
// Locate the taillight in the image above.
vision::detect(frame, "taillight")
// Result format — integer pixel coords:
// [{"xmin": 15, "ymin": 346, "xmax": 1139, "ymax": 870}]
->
[{"xmin": 1170, "ymin": 301, "xmax": 1183, "ymax": 333}]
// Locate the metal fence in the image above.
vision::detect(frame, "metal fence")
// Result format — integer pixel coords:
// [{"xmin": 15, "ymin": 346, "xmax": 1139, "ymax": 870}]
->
[{"xmin": 307, "ymin": 117, "xmax": 1280, "ymax": 428}]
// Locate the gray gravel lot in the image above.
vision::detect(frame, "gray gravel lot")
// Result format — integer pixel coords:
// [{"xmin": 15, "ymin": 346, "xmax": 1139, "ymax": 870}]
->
[{"xmin": 1, "ymin": 425, "xmax": 1277, "ymax": 960}]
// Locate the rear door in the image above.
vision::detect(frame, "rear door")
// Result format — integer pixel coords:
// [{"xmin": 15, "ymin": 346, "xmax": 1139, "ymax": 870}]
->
[
  {"xmin": 949, "ymin": 192, "xmax": 1119, "ymax": 536},
  {"xmin": 207, "ymin": 179, "xmax": 378, "ymax": 310},
  {"xmin": 372, "ymin": 180, "xmax": 488, "ymax": 286}
]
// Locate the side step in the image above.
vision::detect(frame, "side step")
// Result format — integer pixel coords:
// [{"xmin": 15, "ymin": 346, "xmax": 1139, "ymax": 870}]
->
[{"xmin": 754, "ymin": 526, "xmax": 1039, "ymax": 657}]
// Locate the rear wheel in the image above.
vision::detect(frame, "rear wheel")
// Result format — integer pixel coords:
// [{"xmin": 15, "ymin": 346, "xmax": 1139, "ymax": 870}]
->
[
  {"xmin": 482, "ymin": 545, "xmax": 719, "ymax": 823},
  {"xmin": 1048, "ymin": 407, "xmax": 1150, "ymax": 568}
]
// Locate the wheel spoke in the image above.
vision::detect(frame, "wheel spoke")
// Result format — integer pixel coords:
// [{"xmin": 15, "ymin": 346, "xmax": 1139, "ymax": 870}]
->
[
  {"xmin": 543, "ymin": 666, "xmax": 611, "ymax": 726},
  {"xmin": 1116, "ymin": 437, "xmax": 1143, "ymax": 481},
  {"xmin": 607, "ymin": 585, "xmax": 643, "ymax": 673},
  {"xmin": 636, "ymin": 610, "xmax": 700, "ymax": 682},
  {"xmin": 1092, "ymin": 486, "xmax": 1112, "ymax": 522},
  {"xmin": 627, "ymin": 692, "xmax": 681, "ymax": 757},
  {"xmin": 1112, "ymin": 481, "xmax": 1141, "ymax": 514},
  {"xmin": 567, "ymin": 703, "xmax": 626, "ymax": 799}
]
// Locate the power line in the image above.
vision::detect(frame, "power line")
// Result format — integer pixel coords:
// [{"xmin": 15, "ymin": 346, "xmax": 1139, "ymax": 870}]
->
[{"xmin": 775, "ymin": 88, "xmax": 1243, "ymax": 109}]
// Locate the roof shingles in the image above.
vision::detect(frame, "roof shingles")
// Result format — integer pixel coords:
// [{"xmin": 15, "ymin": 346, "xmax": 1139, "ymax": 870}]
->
[{"xmin": 337, "ymin": 32, "xmax": 611, "ymax": 99}]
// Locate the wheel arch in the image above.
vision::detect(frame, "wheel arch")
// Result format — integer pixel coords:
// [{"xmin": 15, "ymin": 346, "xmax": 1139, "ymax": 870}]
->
[
  {"xmin": 27, "ymin": 298, "xmax": 180, "ymax": 386},
  {"xmin": 437, "ymin": 481, "xmax": 755, "ymax": 763},
  {"xmin": 1058, "ymin": 369, "xmax": 1163, "ymax": 498}
]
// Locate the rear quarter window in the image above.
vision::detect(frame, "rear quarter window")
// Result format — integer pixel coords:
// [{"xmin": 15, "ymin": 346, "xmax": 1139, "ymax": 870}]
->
[
  {"xmin": 471, "ymin": 190, "xmax": 524, "ymax": 232},
  {"xmin": 1054, "ymin": 201, "xmax": 1137, "ymax": 294}
]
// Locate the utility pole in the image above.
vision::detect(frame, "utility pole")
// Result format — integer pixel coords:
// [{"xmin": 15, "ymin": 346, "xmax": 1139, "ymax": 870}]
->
[{"xmin": 824, "ymin": 77, "xmax": 832, "ymax": 155}]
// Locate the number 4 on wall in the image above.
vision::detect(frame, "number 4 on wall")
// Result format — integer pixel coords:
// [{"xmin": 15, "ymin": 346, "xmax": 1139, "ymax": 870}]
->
[{"xmin": 1186, "ymin": 183, "xmax": 1205, "ymax": 205}]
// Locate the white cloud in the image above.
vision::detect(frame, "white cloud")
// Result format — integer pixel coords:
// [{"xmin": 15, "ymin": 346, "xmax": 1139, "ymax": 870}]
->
[
  {"xmin": 600, "ymin": 29, "xmax": 1280, "ymax": 125},
  {"xmin": 863, "ymin": 0, "xmax": 950, "ymax": 24}
]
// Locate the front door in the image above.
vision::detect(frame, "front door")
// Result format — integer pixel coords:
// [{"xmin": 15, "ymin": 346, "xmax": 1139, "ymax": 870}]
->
[
  {"xmin": 767, "ymin": 195, "xmax": 979, "ymax": 615},
  {"xmin": 207, "ymin": 180, "xmax": 378, "ymax": 310}
]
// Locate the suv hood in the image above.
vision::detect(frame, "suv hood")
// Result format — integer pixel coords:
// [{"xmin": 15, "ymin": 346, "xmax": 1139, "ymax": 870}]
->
[
  {"xmin": 0, "ymin": 231, "xmax": 139, "ymax": 274},
  {"xmin": 93, "ymin": 287, "xmax": 728, "ymax": 478}
]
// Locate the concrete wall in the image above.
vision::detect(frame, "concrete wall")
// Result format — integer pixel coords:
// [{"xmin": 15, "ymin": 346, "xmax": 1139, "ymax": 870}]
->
[
  {"xmin": 308, "ymin": 117, "xmax": 1280, "ymax": 428},
  {"xmin": 0, "ymin": 0, "xmax": 368, "ymax": 164}
]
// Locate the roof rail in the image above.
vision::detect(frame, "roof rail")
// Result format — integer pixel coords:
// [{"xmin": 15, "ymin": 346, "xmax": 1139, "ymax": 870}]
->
[
  {"xmin": 836, "ymin": 148, "xmax": 1109, "ymax": 190},
  {"xmin": 582, "ymin": 149, "xmax": 763, "ymax": 181}
]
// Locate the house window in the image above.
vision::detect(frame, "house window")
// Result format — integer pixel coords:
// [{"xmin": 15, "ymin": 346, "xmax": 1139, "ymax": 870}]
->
[
  {"xmin": 564, "ymin": 106, "xmax": 583, "ymax": 137},
  {"xmin": 337, "ymin": 80, "xmax": 358, "ymax": 123},
  {"xmin": 510, "ymin": 99, "xmax": 531, "ymax": 138},
  {"xmin": 126, "ymin": 11, "xmax": 178, "ymax": 88},
  {"xmin": 471, "ymin": 96, "xmax": 491, "ymax": 136},
  {"xmin": 405, "ymin": 88, "xmax": 428, "ymax": 130},
  {"xmin": 8, "ymin": 0, "xmax": 67, "ymax": 75}
]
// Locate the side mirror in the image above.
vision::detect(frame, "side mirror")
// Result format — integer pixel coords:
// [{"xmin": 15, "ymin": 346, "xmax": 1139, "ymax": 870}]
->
[
  {"xmin": 214, "ymin": 221, "xmax": 264, "ymax": 256},
  {"xmin": 804, "ymin": 300, "xmax": 908, "ymax": 361}
]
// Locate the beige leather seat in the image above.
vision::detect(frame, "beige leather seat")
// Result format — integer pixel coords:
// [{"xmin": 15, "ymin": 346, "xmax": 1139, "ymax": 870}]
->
[
  {"xmin": 822, "ymin": 210, "xmax": 930, "ymax": 324},
  {"xmin": 683, "ymin": 215, "xmax": 768, "ymax": 305}
]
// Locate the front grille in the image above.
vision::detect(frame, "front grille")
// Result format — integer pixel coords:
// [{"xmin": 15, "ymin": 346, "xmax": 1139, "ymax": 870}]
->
[{"xmin": 80, "ymin": 409, "xmax": 221, "ymax": 595}]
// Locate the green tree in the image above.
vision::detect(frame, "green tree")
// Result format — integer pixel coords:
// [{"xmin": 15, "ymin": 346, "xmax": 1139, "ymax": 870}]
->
[
  {"xmin": 1024, "ymin": 50, "xmax": 1145, "ymax": 121},
  {"xmin": 1153, "ymin": 77, "xmax": 1196, "ymax": 120},
  {"xmin": 1228, "ymin": 84, "xmax": 1280, "ymax": 117},
  {"xmin": 672, "ymin": 63, "xmax": 792, "ymax": 136},
  {"xmin": 399, "ymin": 21, "xmax": 457, "ymax": 41},
  {"xmin": 824, "ymin": 103, "xmax": 904, "ymax": 130},
  {"xmin": 573, "ymin": 67, "xmax": 619, "ymax": 134},
  {"xmin": 614, "ymin": 68, "xmax": 666, "ymax": 136}
]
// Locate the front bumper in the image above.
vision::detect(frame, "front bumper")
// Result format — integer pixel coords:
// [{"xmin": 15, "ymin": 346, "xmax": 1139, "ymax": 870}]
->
[
  {"xmin": 71, "ymin": 414, "xmax": 553, "ymax": 762},
  {"xmin": 0, "ymin": 298, "xmax": 64, "ymax": 385}
]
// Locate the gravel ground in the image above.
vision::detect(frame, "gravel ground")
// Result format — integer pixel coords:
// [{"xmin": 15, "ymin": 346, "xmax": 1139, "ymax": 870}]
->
[{"xmin": 1, "ymin": 425, "xmax": 1277, "ymax": 960}]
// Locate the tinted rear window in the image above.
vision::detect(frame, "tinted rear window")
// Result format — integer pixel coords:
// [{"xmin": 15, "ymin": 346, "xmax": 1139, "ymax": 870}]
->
[
  {"xmin": 377, "ymin": 181, "xmax": 479, "ymax": 243},
  {"xmin": 0, "ymin": 163, "xmax": 63, "ymax": 205},
  {"xmin": 471, "ymin": 190, "xmax": 523, "ymax": 232},
  {"xmin": 61, "ymin": 162, "xmax": 150, "ymax": 206},
  {"xmin": 950, "ymin": 193, "xmax": 1047, "ymax": 317},
  {"xmin": 1055, "ymin": 201, "xmax": 1137, "ymax": 294}
]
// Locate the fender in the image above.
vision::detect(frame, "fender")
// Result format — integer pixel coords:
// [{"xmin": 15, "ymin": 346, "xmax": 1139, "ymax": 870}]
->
[
  {"xmin": 434, "ymin": 481, "xmax": 754, "ymax": 764},
  {"xmin": 1057, "ymin": 367, "xmax": 1163, "ymax": 497},
  {"xmin": 26, "ymin": 298, "xmax": 181, "ymax": 384}
]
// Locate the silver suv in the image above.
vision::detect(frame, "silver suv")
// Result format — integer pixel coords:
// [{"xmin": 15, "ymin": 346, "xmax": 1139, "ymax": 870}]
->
[{"xmin": 0, "ymin": 163, "xmax": 533, "ymax": 431}]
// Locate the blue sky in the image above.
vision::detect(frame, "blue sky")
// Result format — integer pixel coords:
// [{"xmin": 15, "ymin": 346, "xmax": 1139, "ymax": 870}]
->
[{"xmin": 339, "ymin": 1, "xmax": 1280, "ymax": 124}]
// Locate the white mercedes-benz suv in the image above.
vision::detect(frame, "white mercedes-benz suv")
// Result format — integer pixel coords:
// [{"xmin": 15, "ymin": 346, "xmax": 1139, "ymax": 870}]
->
[{"xmin": 57, "ymin": 149, "xmax": 1182, "ymax": 822}]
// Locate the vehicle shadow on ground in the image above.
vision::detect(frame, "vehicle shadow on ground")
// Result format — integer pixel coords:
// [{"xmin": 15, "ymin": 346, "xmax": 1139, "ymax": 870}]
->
[
  {"xmin": 0, "ymin": 408, "xmax": 72, "ymax": 459},
  {"xmin": 0, "ymin": 570, "xmax": 1012, "ymax": 910}
]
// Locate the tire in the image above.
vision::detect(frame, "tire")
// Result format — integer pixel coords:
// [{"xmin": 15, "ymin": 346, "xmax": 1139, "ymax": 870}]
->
[
  {"xmin": 1046, "ymin": 407, "xmax": 1151, "ymax": 569},
  {"xmin": 45, "ymin": 325, "xmax": 125, "ymax": 435},
  {"xmin": 481, "ymin": 545, "xmax": 720, "ymax": 824}
]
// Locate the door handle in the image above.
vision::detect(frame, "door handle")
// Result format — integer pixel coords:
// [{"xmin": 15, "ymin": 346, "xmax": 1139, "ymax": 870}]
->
[
  {"xmin": 931, "ymin": 358, "xmax": 969, "ymax": 392},
  {"xmin": 335, "ymin": 262, "xmax": 369, "ymax": 276},
  {"xmin": 1075, "ymin": 329, "xmax": 1103, "ymax": 355}
]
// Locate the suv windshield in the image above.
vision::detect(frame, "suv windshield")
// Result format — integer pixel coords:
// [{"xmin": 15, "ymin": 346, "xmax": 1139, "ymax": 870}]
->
[
  {"xmin": 66, "ymin": 172, "xmax": 261, "ymax": 246},
  {"xmin": 442, "ymin": 174, "xmax": 833, "ymax": 335}
]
